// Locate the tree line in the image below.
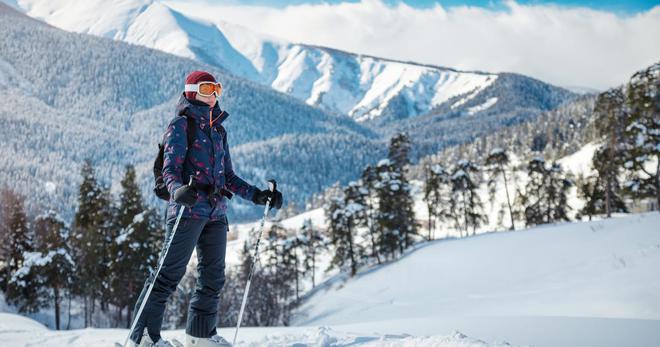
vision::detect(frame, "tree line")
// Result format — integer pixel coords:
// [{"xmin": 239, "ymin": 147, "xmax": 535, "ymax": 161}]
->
[
  {"xmin": 0, "ymin": 160, "xmax": 162, "ymax": 330},
  {"xmin": 320, "ymin": 62, "xmax": 658, "ymax": 281}
]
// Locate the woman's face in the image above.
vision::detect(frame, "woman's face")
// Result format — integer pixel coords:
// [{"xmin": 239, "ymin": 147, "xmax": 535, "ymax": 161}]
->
[{"xmin": 195, "ymin": 93, "xmax": 216, "ymax": 107}]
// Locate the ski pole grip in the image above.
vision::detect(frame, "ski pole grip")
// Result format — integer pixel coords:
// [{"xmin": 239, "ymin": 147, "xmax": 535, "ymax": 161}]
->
[{"xmin": 267, "ymin": 179, "xmax": 277, "ymax": 193}]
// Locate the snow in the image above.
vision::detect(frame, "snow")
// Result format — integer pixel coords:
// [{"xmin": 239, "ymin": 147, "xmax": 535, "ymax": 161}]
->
[
  {"xmin": 11, "ymin": 249, "xmax": 74, "ymax": 286},
  {"xmin": 0, "ymin": 319, "xmax": 515, "ymax": 346},
  {"xmin": 294, "ymin": 212, "xmax": 660, "ymax": 347},
  {"xmin": 280, "ymin": 208, "xmax": 327, "ymax": 231},
  {"xmin": 11, "ymin": 0, "xmax": 500, "ymax": 122},
  {"xmin": 451, "ymin": 169, "xmax": 467, "ymax": 180},
  {"xmin": 466, "ymin": 97, "xmax": 498, "ymax": 115},
  {"xmin": 132, "ymin": 212, "xmax": 144, "ymax": 224},
  {"xmin": 0, "ymin": 312, "xmax": 48, "ymax": 332},
  {"xmin": 44, "ymin": 181, "xmax": 56, "ymax": 194},
  {"xmin": 377, "ymin": 158, "xmax": 391, "ymax": 166},
  {"xmin": 488, "ymin": 148, "xmax": 504, "ymax": 156},
  {"xmin": 3, "ymin": 213, "xmax": 659, "ymax": 346},
  {"xmin": 557, "ymin": 142, "xmax": 599, "ymax": 177}
]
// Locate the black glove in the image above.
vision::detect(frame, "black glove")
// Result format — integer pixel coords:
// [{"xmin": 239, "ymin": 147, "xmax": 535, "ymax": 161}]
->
[
  {"xmin": 252, "ymin": 188, "xmax": 283, "ymax": 210},
  {"xmin": 173, "ymin": 184, "xmax": 198, "ymax": 207}
]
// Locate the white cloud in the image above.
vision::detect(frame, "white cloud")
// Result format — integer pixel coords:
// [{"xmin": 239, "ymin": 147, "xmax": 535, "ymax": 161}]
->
[{"xmin": 164, "ymin": 0, "xmax": 660, "ymax": 89}]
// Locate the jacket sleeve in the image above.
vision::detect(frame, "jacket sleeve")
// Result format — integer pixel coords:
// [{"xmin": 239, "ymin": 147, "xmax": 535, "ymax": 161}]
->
[
  {"xmin": 162, "ymin": 117, "xmax": 188, "ymax": 197},
  {"xmin": 223, "ymin": 133, "xmax": 257, "ymax": 201}
]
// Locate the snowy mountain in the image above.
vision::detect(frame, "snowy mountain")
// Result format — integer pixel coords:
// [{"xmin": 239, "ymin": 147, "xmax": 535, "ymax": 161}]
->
[
  {"xmin": 6, "ymin": 0, "xmax": 573, "ymax": 124},
  {"xmin": 0, "ymin": 3, "xmax": 380, "ymax": 222},
  {"xmin": 0, "ymin": 0, "xmax": 579, "ymax": 223}
]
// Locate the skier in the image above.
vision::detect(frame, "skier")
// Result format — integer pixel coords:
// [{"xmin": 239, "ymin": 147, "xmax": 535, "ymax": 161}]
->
[{"xmin": 128, "ymin": 71, "xmax": 283, "ymax": 347}]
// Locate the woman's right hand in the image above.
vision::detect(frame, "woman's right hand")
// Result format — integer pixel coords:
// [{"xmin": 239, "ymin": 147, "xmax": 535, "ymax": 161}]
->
[{"xmin": 173, "ymin": 185, "xmax": 198, "ymax": 207}]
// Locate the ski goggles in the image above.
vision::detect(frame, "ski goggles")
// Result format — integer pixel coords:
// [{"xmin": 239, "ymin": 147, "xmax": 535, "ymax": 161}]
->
[{"xmin": 184, "ymin": 81, "xmax": 223, "ymax": 97}]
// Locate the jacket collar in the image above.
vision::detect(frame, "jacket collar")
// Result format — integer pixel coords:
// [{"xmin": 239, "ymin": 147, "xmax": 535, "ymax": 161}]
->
[{"xmin": 176, "ymin": 93, "xmax": 229, "ymax": 126}]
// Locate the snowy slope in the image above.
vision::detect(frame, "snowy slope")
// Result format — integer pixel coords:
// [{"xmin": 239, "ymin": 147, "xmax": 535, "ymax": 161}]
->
[
  {"xmin": 8, "ymin": 0, "xmax": 504, "ymax": 121},
  {"xmin": 0, "ymin": 313, "xmax": 517, "ymax": 347},
  {"xmin": 4, "ymin": 213, "xmax": 657, "ymax": 346},
  {"xmin": 294, "ymin": 212, "xmax": 660, "ymax": 347}
]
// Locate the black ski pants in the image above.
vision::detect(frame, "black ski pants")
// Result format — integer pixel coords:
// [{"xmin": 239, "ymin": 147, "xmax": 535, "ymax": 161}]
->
[{"xmin": 130, "ymin": 214, "xmax": 228, "ymax": 343}]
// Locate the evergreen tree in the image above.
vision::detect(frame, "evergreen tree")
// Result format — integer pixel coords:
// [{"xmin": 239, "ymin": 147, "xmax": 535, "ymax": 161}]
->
[
  {"xmin": 263, "ymin": 223, "xmax": 296, "ymax": 325},
  {"xmin": 373, "ymin": 133, "xmax": 418, "ymax": 257},
  {"xmin": 69, "ymin": 159, "xmax": 113, "ymax": 327},
  {"xmin": 485, "ymin": 148, "xmax": 516, "ymax": 230},
  {"xmin": 579, "ymin": 148, "xmax": 628, "ymax": 219},
  {"xmin": 576, "ymin": 173, "xmax": 600, "ymax": 221},
  {"xmin": 326, "ymin": 190, "xmax": 361, "ymax": 276},
  {"xmin": 300, "ymin": 219, "xmax": 323, "ymax": 288},
  {"xmin": 423, "ymin": 163, "xmax": 450, "ymax": 240},
  {"xmin": 449, "ymin": 160, "xmax": 487, "ymax": 236},
  {"xmin": 1, "ymin": 188, "xmax": 39, "ymax": 313},
  {"xmin": 516, "ymin": 157, "xmax": 572, "ymax": 226},
  {"xmin": 26, "ymin": 211, "xmax": 74, "ymax": 329},
  {"xmin": 109, "ymin": 165, "xmax": 163, "ymax": 327},
  {"xmin": 281, "ymin": 235, "xmax": 304, "ymax": 305},
  {"xmin": 621, "ymin": 64, "xmax": 659, "ymax": 207},
  {"xmin": 359, "ymin": 165, "xmax": 381, "ymax": 263},
  {"xmin": 593, "ymin": 88, "xmax": 628, "ymax": 217}
]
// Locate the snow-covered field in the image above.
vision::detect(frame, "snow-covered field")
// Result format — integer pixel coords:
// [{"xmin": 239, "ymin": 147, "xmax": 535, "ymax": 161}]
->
[
  {"xmin": 294, "ymin": 212, "xmax": 660, "ymax": 347},
  {"xmin": 0, "ymin": 313, "xmax": 512, "ymax": 346},
  {"xmin": 2, "ymin": 212, "xmax": 659, "ymax": 346}
]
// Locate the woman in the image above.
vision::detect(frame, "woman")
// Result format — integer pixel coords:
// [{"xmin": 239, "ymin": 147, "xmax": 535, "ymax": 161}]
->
[{"xmin": 129, "ymin": 71, "xmax": 283, "ymax": 347}]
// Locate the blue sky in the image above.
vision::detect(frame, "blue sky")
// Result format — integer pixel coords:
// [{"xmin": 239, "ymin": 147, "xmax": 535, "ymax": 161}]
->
[{"xmin": 202, "ymin": 0, "xmax": 659, "ymax": 13}]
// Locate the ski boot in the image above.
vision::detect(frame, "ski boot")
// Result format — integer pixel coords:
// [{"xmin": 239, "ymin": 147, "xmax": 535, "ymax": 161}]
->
[
  {"xmin": 153, "ymin": 339, "xmax": 176, "ymax": 347},
  {"xmin": 127, "ymin": 330, "xmax": 153, "ymax": 347},
  {"xmin": 185, "ymin": 334, "xmax": 232, "ymax": 347},
  {"xmin": 127, "ymin": 331, "xmax": 175, "ymax": 347}
]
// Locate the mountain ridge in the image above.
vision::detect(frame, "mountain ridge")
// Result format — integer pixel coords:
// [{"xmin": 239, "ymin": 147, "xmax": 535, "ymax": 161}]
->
[{"xmin": 6, "ymin": 0, "xmax": 573, "ymax": 124}]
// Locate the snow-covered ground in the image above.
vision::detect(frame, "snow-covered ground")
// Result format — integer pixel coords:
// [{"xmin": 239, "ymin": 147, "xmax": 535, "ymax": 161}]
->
[
  {"xmin": 2, "ymin": 213, "xmax": 659, "ymax": 346},
  {"xmin": 294, "ymin": 212, "xmax": 660, "ymax": 347},
  {"xmin": 0, "ymin": 313, "xmax": 514, "ymax": 346}
]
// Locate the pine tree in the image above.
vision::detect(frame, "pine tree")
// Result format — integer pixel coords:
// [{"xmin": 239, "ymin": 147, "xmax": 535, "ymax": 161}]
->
[
  {"xmin": 516, "ymin": 157, "xmax": 572, "ymax": 226},
  {"xmin": 109, "ymin": 165, "xmax": 163, "ymax": 327},
  {"xmin": 576, "ymin": 173, "xmax": 601, "ymax": 221},
  {"xmin": 485, "ymin": 148, "xmax": 516, "ymax": 230},
  {"xmin": 1, "ymin": 188, "xmax": 39, "ymax": 313},
  {"xmin": 70, "ymin": 159, "xmax": 113, "ymax": 327},
  {"xmin": 326, "ymin": 189, "xmax": 361, "ymax": 276},
  {"xmin": 579, "ymin": 148, "xmax": 628, "ymax": 219},
  {"xmin": 373, "ymin": 133, "xmax": 418, "ymax": 257},
  {"xmin": 280, "ymin": 235, "xmax": 303, "ymax": 305},
  {"xmin": 449, "ymin": 160, "xmax": 487, "ymax": 236},
  {"xmin": 423, "ymin": 163, "xmax": 450, "ymax": 240},
  {"xmin": 264, "ymin": 223, "xmax": 296, "ymax": 325},
  {"xmin": 28, "ymin": 211, "xmax": 74, "ymax": 330},
  {"xmin": 300, "ymin": 219, "xmax": 323, "ymax": 288},
  {"xmin": 593, "ymin": 88, "xmax": 628, "ymax": 217},
  {"xmin": 621, "ymin": 64, "xmax": 659, "ymax": 207},
  {"xmin": 360, "ymin": 165, "xmax": 381, "ymax": 263}
]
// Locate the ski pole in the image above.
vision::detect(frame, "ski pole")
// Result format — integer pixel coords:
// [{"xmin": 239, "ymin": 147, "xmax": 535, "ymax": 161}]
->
[
  {"xmin": 120, "ymin": 177, "xmax": 193, "ymax": 347},
  {"xmin": 232, "ymin": 179, "xmax": 277, "ymax": 346}
]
